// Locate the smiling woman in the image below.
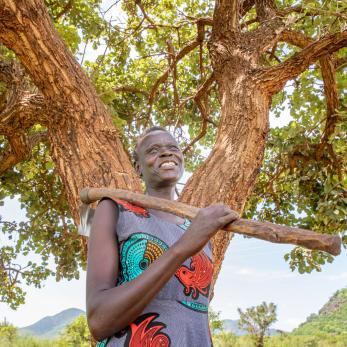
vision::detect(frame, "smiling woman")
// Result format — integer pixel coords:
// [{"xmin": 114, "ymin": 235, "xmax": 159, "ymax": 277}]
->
[
  {"xmin": 86, "ymin": 127, "xmax": 239, "ymax": 346},
  {"xmin": 133, "ymin": 127, "xmax": 184, "ymax": 201}
]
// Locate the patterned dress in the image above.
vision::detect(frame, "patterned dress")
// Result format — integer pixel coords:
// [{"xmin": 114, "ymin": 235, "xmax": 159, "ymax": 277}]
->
[{"xmin": 96, "ymin": 198, "xmax": 213, "ymax": 347}]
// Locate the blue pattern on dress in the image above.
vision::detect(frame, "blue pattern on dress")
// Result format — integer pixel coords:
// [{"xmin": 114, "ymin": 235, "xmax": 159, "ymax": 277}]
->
[{"xmin": 119, "ymin": 233, "xmax": 169, "ymax": 284}]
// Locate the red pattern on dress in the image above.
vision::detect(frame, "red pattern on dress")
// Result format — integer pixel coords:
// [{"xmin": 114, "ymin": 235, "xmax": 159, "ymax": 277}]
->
[
  {"xmin": 128, "ymin": 314, "xmax": 170, "ymax": 347},
  {"xmin": 115, "ymin": 199, "xmax": 149, "ymax": 217},
  {"xmin": 175, "ymin": 252, "xmax": 213, "ymax": 299}
]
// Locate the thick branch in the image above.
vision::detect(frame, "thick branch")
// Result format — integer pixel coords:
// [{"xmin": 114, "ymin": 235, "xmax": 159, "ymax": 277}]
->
[
  {"xmin": 213, "ymin": 0, "xmax": 240, "ymax": 39},
  {"xmin": 0, "ymin": 60, "xmax": 47, "ymax": 134},
  {"xmin": 245, "ymin": 0, "xmax": 294, "ymax": 56},
  {"xmin": 280, "ymin": 30, "xmax": 339, "ymax": 118},
  {"xmin": 280, "ymin": 29, "xmax": 312, "ymax": 47},
  {"xmin": 0, "ymin": 0, "xmax": 103, "ymax": 113},
  {"xmin": 0, "ymin": 131, "xmax": 47, "ymax": 174},
  {"xmin": 320, "ymin": 57, "xmax": 339, "ymax": 139},
  {"xmin": 0, "ymin": 0, "xmax": 142, "ymax": 223},
  {"xmin": 0, "ymin": 92, "xmax": 46, "ymax": 134},
  {"xmin": 280, "ymin": 30, "xmax": 340, "ymax": 153},
  {"xmin": 257, "ymin": 30, "xmax": 347, "ymax": 95}
]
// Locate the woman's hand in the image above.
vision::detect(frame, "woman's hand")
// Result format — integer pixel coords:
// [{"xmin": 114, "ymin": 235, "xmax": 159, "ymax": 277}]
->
[{"xmin": 175, "ymin": 204, "xmax": 239, "ymax": 257}]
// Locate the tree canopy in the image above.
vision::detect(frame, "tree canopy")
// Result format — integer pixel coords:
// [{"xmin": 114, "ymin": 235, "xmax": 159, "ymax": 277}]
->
[
  {"xmin": 238, "ymin": 302, "xmax": 277, "ymax": 347},
  {"xmin": 0, "ymin": 0, "xmax": 346, "ymax": 309}
]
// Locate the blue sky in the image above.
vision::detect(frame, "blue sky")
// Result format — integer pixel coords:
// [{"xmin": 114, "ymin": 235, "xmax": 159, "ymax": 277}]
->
[{"xmin": 1, "ymin": 195, "xmax": 346, "ymax": 332}]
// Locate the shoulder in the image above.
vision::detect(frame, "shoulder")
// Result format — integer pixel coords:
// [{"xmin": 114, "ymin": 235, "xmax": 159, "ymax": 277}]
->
[
  {"xmin": 97, "ymin": 197, "xmax": 119, "ymax": 215},
  {"xmin": 93, "ymin": 198, "xmax": 120, "ymax": 233}
]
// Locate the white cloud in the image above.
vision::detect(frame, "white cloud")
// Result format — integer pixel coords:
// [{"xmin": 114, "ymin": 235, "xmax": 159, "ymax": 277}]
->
[
  {"xmin": 326, "ymin": 272, "xmax": 347, "ymax": 281},
  {"xmin": 222, "ymin": 265, "xmax": 296, "ymax": 280}
]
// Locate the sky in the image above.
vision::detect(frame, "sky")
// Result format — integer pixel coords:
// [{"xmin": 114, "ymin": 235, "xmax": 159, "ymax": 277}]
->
[{"xmin": 1, "ymin": 0, "xmax": 346, "ymax": 335}]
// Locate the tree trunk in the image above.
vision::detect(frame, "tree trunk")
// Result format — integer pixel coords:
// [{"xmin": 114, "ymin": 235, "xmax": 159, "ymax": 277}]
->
[
  {"xmin": 48, "ymin": 117, "xmax": 142, "ymax": 222},
  {"xmin": 0, "ymin": 0, "xmax": 142, "ymax": 225},
  {"xmin": 180, "ymin": 71, "xmax": 269, "ymax": 286},
  {"xmin": 257, "ymin": 334, "xmax": 264, "ymax": 347}
]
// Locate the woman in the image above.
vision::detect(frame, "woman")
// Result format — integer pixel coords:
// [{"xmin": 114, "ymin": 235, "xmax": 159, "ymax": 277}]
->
[{"xmin": 86, "ymin": 127, "xmax": 238, "ymax": 346}]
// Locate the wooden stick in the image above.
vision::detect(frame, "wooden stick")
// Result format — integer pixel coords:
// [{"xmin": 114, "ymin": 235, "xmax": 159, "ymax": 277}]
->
[{"xmin": 80, "ymin": 187, "xmax": 341, "ymax": 256}]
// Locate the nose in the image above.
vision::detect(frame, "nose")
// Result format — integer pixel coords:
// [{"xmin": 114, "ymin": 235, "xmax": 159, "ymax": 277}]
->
[{"xmin": 159, "ymin": 147, "xmax": 174, "ymax": 157}]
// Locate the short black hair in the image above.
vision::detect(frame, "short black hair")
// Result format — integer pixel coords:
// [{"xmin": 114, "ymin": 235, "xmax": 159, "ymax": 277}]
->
[{"xmin": 133, "ymin": 126, "xmax": 169, "ymax": 164}]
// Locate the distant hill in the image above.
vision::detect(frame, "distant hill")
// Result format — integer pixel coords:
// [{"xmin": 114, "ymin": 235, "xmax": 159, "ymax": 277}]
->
[
  {"xmin": 222, "ymin": 319, "xmax": 280, "ymax": 336},
  {"xmin": 19, "ymin": 308, "xmax": 85, "ymax": 339},
  {"xmin": 293, "ymin": 287, "xmax": 347, "ymax": 336}
]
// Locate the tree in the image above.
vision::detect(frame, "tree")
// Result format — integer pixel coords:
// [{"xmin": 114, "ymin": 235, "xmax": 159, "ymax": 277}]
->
[
  {"xmin": 0, "ymin": 318, "xmax": 18, "ymax": 346},
  {"xmin": 57, "ymin": 315, "xmax": 92, "ymax": 347},
  {"xmin": 208, "ymin": 307, "xmax": 224, "ymax": 335},
  {"xmin": 0, "ymin": 0, "xmax": 346, "ymax": 308},
  {"xmin": 238, "ymin": 302, "xmax": 277, "ymax": 347}
]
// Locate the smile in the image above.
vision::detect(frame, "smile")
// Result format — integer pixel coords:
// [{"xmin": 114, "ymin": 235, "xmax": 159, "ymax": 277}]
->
[{"xmin": 159, "ymin": 161, "xmax": 178, "ymax": 169}]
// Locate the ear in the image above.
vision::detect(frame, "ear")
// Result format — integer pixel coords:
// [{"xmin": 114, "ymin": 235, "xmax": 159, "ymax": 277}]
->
[{"xmin": 134, "ymin": 161, "xmax": 142, "ymax": 177}]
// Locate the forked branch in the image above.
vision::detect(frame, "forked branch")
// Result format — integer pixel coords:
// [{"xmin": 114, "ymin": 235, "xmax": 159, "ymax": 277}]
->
[{"xmin": 257, "ymin": 30, "xmax": 347, "ymax": 95}]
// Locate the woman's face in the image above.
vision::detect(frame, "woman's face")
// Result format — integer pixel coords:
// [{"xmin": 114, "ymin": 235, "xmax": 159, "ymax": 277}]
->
[{"xmin": 136, "ymin": 130, "xmax": 184, "ymax": 187}]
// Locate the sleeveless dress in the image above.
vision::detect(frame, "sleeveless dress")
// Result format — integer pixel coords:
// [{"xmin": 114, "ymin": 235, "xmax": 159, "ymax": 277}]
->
[{"xmin": 96, "ymin": 198, "xmax": 213, "ymax": 347}]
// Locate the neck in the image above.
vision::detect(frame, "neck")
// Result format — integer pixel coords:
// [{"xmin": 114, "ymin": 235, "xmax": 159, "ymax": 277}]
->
[{"xmin": 145, "ymin": 185, "xmax": 176, "ymax": 201}]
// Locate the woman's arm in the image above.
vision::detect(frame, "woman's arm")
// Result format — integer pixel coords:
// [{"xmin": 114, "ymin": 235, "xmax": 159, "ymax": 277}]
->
[{"xmin": 86, "ymin": 199, "xmax": 237, "ymax": 341}]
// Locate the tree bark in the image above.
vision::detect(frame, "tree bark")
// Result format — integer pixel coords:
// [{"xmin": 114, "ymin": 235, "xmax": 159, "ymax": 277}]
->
[
  {"xmin": 180, "ymin": 72, "xmax": 269, "ymax": 286},
  {"xmin": 0, "ymin": 0, "xmax": 142, "ymax": 224}
]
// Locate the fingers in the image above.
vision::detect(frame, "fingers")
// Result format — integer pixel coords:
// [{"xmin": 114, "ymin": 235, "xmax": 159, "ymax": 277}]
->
[
  {"xmin": 209, "ymin": 203, "xmax": 238, "ymax": 217},
  {"xmin": 217, "ymin": 211, "xmax": 239, "ymax": 227},
  {"xmin": 196, "ymin": 203, "xmax": 239, "ymax": 229}
]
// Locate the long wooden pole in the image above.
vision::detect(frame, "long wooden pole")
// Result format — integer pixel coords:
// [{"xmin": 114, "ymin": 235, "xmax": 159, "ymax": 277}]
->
[{"xmin": 80, "ymin": 187, "xmax": 341, "ymax": 256}]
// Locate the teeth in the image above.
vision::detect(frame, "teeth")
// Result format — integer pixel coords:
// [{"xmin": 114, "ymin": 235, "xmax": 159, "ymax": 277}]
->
[{"xmin": 161, "ymin": 162, "xmax": 176, "ymax": 168}]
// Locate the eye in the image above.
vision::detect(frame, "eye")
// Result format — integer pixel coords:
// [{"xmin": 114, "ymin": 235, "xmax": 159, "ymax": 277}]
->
[
  {"xmin": 170, "ymin": 145, "xmax": 179, "ymax": 151},
  {"xmin": 148, "ymin": 147, "xmax": 158, "ymax": 154}
]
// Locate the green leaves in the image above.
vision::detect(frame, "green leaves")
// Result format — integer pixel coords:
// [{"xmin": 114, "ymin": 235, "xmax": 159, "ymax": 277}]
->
[
  {"xmin": 284, "ymin": 248, "xmax": 334, "ymax": 274},
  {"xmin": 293, "ymin": 288, "xmax": 347, "ymax": 336},
  {"xmin": 245, "ymin": 54, "xmax": 347, "ymax": 272},
  {"xmin": 0, "ymin": 141, "xmax": 84, "ymax": 309},
  {"xmin": 208, "ymin": 307, "xmax": 224, "ymax": 335},
  {"xmin": 56, "ymin": 315, "xmax": 91, "ymax": 347},
  {"xmin": 238, "ymin": 302, "xmax": 277, "ymax": 346}
]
